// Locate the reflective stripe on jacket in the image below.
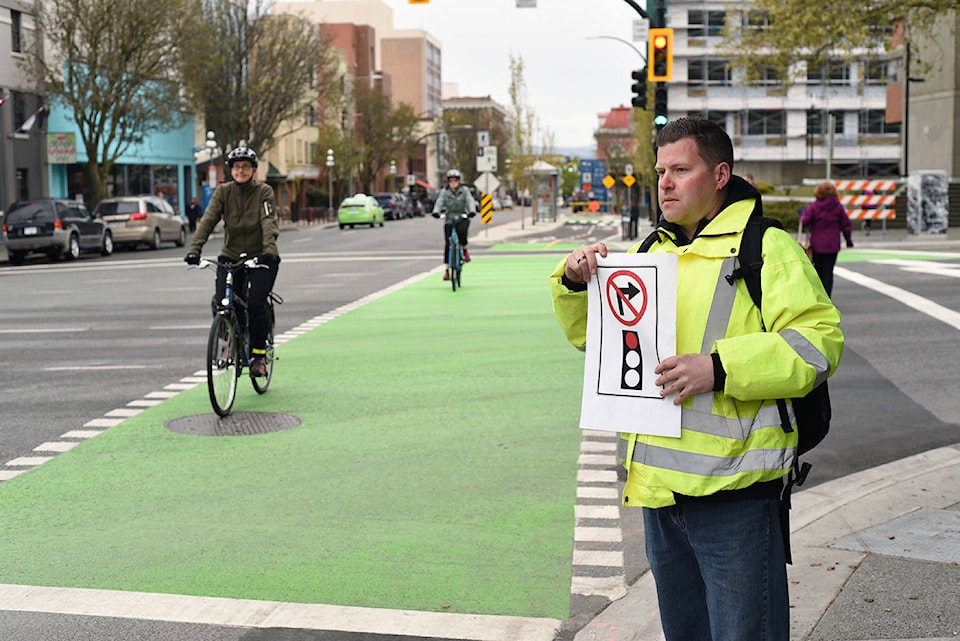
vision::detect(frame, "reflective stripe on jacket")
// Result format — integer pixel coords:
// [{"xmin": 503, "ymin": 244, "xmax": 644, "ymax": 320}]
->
[{"xmin": 550, "ymin": 195, "xmax": 843, "ymax": 508}]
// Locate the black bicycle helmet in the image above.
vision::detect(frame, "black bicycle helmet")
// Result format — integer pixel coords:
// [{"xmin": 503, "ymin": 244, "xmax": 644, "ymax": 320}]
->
[
  {"xmin": 227, "ymin": 146, "xmax": 259, "ymax": 168},
  {"xmin": 446, "ymin": 169, "xmax": 461, "ymax": 180}
]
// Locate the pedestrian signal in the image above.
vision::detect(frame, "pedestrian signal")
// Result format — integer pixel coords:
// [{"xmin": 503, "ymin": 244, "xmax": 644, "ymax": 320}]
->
[
  {"xmin": 648, "ymin": 28, "xmax": 674, "ymax": 82},
  {"xmin": 631, "ymin": 68, "xmax": 647, "ymax": 109}
]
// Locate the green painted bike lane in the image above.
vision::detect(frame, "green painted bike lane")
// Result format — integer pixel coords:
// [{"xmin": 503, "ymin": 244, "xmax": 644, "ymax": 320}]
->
[{"xmin": 0, "ymin": 254, "xmax": 585, "ymax": 621}]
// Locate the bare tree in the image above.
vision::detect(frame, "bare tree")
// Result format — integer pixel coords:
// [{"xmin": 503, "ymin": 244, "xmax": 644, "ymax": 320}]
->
[
  {"xmin": 21, "ymin": 0, "xmax": 191, "ymax": 207},
  {"xmin": 352, "ymin": 84, "xmax": 420, "ymax": 193},
  {"xmin": 507, "ymin": 53, "xmax": 536, "ymax": 212},
  {"xmin": 179, "ymin": 0, "xmax": 336, "ymax": 155}
]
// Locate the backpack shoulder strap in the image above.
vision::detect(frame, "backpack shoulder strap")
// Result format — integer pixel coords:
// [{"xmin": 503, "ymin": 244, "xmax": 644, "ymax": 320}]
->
[
  {"xmin": 637, "ymin": 228, "xmax": 661, "ymax": 253},
  {"xmin": 730, "ymin": 215, "xmax": 783, "ymax": 312}
]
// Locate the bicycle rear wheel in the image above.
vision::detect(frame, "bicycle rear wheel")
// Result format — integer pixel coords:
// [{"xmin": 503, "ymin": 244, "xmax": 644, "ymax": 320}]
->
[
  {"xmin": 251, "ymin": 303, "xmax": 275, "ymax": 394},
  {"xmin": 207, "ymin": 313, "xmax": 240, "ymax": 417}
]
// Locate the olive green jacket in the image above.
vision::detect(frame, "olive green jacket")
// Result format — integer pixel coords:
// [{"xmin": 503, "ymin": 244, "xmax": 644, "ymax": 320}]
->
[{"xmin": 189, "ymin": 180, "xmax": 279, "ymax": 260}]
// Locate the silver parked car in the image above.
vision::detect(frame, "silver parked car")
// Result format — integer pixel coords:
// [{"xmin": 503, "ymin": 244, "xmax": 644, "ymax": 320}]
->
[
  {"xmin": 2, "ymin": 198, "xmax": 113, "ymax": 265},
  {"xmin": 94, "ymin": 195, "xmax": 187, "ymax": 250}
]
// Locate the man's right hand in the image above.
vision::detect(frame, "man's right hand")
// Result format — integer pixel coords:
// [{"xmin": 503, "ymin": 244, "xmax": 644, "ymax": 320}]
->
[
  {"xmin": 564, "ymin": 242, "xmax": 608, "ymax": 284},
  {"xmin": 184, "ymin": 253, "xmax": 201, "ymax": 265}
]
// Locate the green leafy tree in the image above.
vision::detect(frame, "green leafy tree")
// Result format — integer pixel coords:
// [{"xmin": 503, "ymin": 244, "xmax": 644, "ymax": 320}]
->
[
  {"xmin": 21, "ymin": 0, "xmax": 191, "ymax": 207},
  {"xmin": 721, "ymin": 0, "xmax": 949, "ymax": 84},
  {"xmin": 179, "ymin": 0, "xmax": 337, "ymax": 154}
]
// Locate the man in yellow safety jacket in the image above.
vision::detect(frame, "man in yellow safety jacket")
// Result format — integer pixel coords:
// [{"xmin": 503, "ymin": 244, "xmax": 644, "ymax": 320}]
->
[{"xmin": 550, "ymin": 118, "xmax": 843, "ymax": 641}]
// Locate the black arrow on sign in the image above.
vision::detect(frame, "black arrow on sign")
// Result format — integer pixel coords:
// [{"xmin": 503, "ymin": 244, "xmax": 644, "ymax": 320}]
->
[{"xmin": 616, "ymin": 281, "xmax": 642, "ymax": 316}]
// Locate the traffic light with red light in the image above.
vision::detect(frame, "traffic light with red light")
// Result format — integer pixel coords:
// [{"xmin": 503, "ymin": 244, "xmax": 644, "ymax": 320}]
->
[
  {"xmin": 648, "ymin": 28, "xmax": 674, "ymax": 82},
  {"xmin": 631, "ymin": 68, "xmax": 647, "ymax": 109}
]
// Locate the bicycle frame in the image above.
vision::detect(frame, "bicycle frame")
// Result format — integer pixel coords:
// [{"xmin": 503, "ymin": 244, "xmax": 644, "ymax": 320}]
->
[
  {"xmin": 445, "ymin": 213, "xmax": 466, "ymax": 292},
  {"xmin": 191, "ymin": 255, "xmax": 278, "ymax": 416}
]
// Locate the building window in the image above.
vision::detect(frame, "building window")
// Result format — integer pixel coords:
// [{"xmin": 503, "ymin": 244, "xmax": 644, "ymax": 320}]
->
[
  {"xmin": 742, "ymin": 110, "xmax": 785, "ymax": 136},
  {"xmin": 688, "ymin": 59, "xmax": 732, "ymax": 86},
  {"xmin": 862, "ymin": 58, "xmax": 887, "ymax": 85},
  {"xmin": 11, "ymin": 10, "xmax": 22, "ymax": 53},
  {"xmin": 740, "ymin": 9, "xmax": 771, "ymax": 34},
  {"xmin": 807, "ymin": 110, "xmax": 843, "ymax": 136},
  {"xmin": 689, "ymin": 10, "xmax": 726, "ymax": 37},
  {"xmin": 808, "ymin": 60, "xmax": 850, "ymax": 85},
  {"xmin": 754, "ymin": 65, "xmax": 783, "ymax": 87},
  {"xmin": 859, "ymin": 109, "xmax": 900, "ymax": 135},
  {"xmin": 687, "ymin": 110, "xmax": 728, "ymax": 130}
]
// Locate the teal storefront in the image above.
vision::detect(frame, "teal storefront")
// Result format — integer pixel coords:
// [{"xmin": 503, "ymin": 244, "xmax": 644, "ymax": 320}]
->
[{"xmin": 44, "ymin": 102, "xmax": 196, "ymax": 214}]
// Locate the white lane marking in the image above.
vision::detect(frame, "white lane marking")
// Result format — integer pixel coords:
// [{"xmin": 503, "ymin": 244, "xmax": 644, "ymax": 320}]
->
[
  {"xmin": 0, "ymin": 585, "xmax": 561, "ymax": 641},
  {"xmin": 0, "ymin": 328, "xmax": 91, "ymax": 334},
  {"xmin": 836, "ymin": 266, "xmax": 960, "ymax": 331},
  {"xmin": 44, "ymin": 365, "xmax": 159, "ymax": 371}
]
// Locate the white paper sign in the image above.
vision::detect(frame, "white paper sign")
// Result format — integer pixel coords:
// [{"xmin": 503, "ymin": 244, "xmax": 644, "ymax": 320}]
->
[{"xmin": 579, "ymin": 253, "xmax": 681, "ymax": 436}]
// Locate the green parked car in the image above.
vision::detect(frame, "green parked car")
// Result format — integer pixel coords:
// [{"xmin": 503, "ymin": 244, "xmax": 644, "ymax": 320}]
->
[{"xmin": 337, "ymin": 194, "xmax": 384, "ymax": 229}]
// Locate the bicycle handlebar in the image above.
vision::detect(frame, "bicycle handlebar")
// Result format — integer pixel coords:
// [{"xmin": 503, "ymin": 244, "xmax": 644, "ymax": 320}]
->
[{"xmin": 188, "ymin": 256, "xmax": 266, "ymax": 271}]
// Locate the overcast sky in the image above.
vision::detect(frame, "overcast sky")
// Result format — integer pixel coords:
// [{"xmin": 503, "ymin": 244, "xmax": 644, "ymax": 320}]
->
[{"xmin": 382, "ymin": 0, "xmax": 650, "ymax": 153}]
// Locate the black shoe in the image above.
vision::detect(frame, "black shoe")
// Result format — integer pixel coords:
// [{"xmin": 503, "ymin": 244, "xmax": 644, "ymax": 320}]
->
[{"xmin": 250, "ymin": 357, "xmax": 267, "ymax": 377}]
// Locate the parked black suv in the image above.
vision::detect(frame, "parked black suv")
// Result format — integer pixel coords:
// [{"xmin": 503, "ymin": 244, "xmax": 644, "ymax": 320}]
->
[{"xmin": 2, "ymin": 199, "xmax": 114, "ymax": 265}]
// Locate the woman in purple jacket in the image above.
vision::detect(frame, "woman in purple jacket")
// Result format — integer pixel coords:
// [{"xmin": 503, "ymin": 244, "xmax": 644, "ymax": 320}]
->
[{"xmin": 801, "ymin": 181, "xmax": 854, "ymax": 297}]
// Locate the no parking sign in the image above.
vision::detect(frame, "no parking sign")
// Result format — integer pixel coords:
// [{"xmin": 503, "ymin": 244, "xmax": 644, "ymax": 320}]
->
[{"xmin": 580, "ymin": 253, "xmax": 681, "ymax": 436}]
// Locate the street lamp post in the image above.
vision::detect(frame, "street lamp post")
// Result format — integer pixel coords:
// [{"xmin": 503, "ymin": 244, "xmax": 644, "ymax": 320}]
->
[
  {"xmin": 326, "ymin": 148, "xmax": 335, "ymax": 220},
  {"xmin": 205, "ymin": 131, "xmax": 219, "ymax": 187}
]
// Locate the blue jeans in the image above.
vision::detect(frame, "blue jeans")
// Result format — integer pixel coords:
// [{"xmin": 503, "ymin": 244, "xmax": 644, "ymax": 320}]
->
[{"xmin": 643, "ymin": 497, "xmax": 789, "ymax": 641}]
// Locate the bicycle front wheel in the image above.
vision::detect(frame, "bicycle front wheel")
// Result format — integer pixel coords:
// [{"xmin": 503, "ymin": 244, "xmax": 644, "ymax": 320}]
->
[
  {"xmin": 449, "ymin": 239, "xmax": 460, "ymax": 292},
  {"xmin": 251, "ymin": 304, "xmax": 275, "ymax": 394},
  {"xmin": 207, "ymin": 313, "xmax": 240, "ymax": 417}
]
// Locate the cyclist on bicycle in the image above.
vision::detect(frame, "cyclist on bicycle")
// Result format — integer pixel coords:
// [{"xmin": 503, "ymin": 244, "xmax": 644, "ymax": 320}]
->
[
  {"xmin": 432, "ymin": 169, "xmax": 476, "ymax": 281},
  {"xmin": 184, "ymin": 145, "xmax": 280, "ymax": 377}
]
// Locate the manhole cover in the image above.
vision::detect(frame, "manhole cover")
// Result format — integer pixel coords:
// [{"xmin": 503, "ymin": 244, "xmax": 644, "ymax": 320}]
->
[{"xmin": 166, "ymin": 412, "xmax": 303, "ymax": 436}]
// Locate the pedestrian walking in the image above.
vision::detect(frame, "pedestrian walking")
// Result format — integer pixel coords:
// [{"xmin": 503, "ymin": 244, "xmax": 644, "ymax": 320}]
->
[
  {"xmin": 186, "ymin": 197, "xmax": 202, "ymax": 232},
  {"xmin": 550, "ymin": 117, "xmax": 844, "ymax": 641},
  {"xmin": 801, "ymin": 180, "xmax": 854, "ymax": 297}
]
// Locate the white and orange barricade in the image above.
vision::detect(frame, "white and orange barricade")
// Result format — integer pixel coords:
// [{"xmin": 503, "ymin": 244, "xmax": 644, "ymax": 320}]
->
[{"xmin": 834, "ymin": 180, "xmax": 898, "ymax": 221}]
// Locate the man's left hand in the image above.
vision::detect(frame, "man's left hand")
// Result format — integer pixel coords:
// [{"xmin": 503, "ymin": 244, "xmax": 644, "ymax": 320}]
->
[{"xmin": 654, "ymin": 354, "xmax": 715, "ymax": 405}]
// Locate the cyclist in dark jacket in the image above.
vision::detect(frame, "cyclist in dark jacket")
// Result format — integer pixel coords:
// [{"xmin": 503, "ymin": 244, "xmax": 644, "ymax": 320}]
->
[
  {"xmin": 432, "ymin": 169, "xmax": 476, "ymax": 281},
  {"xmin": 184, "ymin": 145, "xmax": 280, "ymax": 377}
]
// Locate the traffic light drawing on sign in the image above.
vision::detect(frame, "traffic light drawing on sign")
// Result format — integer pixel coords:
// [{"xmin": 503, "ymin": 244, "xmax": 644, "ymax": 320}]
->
[
  {"xmin": 579, "ymin": 253, "xmax": 680, "ymax": 436},
  {"xmin": 621, "ymin": 330, "xmax": 642, "ymax": 390},
  {"xmin": 648, "ymin": 28, "xmax": 674, "ymax": 82},
  {"xmin": 631, "ymin": 68, "xmax": 647, "ymax": 109}
]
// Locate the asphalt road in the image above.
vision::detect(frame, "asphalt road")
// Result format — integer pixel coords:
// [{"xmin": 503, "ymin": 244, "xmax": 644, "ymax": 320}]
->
[{"xmin": 3, "ymin": 214, "xmax": 960, "ymax": 640}]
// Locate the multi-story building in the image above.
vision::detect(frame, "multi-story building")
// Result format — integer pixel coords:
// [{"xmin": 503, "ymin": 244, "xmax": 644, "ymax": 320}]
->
[
  {"xmin": 271, "ymin": 0, "xmax": 443, "ymax": 196},
  {"xmin": 4, "ymin": 1, "xmax": 196, "ymax": 214},
  {"xmin": 1, "ymin": 0, "xmax": 46, "ymax": 208},
  {"xmin": 661, "ymin": 0, "xmax": 900, "ymax": 185}
]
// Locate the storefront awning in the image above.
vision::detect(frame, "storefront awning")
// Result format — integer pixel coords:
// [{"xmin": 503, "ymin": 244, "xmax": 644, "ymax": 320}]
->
[{"xmin": 415, "ymin": 179, "xmax": 435, "ymax": 190}]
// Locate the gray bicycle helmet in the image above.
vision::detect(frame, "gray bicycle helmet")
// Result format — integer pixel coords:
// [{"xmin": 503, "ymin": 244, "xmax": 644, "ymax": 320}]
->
[
  {"xmin": 446, "ymin": 169, "xmax": 461, "ymax": 180},
  {"xmin": 227, "ymin": 146, "xmax": 259, "ymax": 168}
]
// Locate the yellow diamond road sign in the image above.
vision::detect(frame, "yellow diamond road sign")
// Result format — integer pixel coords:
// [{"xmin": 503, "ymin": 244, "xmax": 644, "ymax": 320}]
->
[
  {"xmin": 623, "ymin": 175, "xmax": 636, "ymax": 187},
  {"xmin": 602, "ymin": 174, "xmax": 616, "ymax": 189}
]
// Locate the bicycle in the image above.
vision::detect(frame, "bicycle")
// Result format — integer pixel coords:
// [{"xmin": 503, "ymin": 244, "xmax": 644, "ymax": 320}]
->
[
  {"xmin": 190, "ymin": 255, "xmax": 282, "ymax": 417},
  {"xmin": 436, "ymin": 210, "xmax": 469, "ymax": 291}
]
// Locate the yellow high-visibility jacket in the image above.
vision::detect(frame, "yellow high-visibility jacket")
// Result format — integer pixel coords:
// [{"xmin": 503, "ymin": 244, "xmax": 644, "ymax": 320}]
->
[{"xmin": 550, "ymin": 192, "xmax": 844, "ymax": 508}]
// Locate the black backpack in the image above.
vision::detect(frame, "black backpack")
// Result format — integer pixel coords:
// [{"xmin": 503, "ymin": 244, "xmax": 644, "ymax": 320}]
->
[{"xmin": 639, "ymin": 214, "xmax": 832, "ymax": 562}]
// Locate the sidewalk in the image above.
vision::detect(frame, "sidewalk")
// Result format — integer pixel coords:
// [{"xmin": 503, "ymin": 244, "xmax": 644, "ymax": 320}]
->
[{"xmin": 493, "ymin": 211, "xmax": 960, "ymax": 641}]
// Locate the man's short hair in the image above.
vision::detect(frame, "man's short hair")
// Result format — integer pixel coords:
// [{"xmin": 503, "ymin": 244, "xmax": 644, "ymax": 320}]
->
[{"xmin": 656, "ymin": 117, "xmax": 734, "ymax": 172}]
